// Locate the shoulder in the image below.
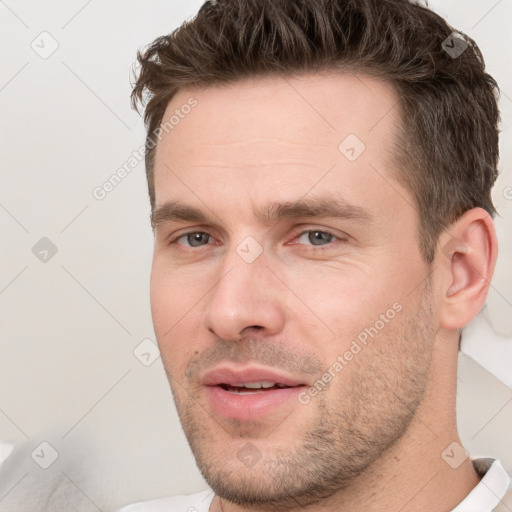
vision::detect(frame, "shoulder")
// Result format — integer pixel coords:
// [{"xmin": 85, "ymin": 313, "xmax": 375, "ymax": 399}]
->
[{"xmin": 116, "ymin": 489, "xmax": 214, "ymax": 512}]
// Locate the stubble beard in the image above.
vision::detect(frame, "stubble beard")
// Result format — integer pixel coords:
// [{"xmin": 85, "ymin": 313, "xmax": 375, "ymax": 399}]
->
[{"xmin": 166, "ymin": 283, "xmax": 436, "ymax": 511}]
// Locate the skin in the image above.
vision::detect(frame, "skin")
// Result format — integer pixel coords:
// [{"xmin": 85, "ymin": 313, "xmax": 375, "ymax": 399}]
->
[{"xmin": 150, "ymin": 72, "xmax": 497, "ymax": 511}]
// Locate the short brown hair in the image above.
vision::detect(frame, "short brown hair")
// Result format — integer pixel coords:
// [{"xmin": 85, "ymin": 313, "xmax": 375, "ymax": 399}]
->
[{"xmin": 131, "ymin": 0, "xmax": 500, "ymax": 262}]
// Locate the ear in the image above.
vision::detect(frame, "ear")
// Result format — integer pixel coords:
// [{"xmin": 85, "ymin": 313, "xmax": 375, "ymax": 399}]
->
[{"xmin": 436, "ymin": 208, "xmax": 498, "ymax": 330}]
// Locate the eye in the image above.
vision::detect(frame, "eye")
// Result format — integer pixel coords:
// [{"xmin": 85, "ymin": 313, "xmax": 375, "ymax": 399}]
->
[
  {"xmin": 295, "ymin": 230, "xmax": 340, "ymax": 247},
  {"xmin": 175, "ymin": 232, "xmax": 212, "ymax": 247}
]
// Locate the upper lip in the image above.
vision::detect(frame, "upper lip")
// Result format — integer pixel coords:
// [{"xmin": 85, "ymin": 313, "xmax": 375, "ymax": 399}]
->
[{"xmin": 201, "ymin": 365, "xmax": 308, "ymax": 387}]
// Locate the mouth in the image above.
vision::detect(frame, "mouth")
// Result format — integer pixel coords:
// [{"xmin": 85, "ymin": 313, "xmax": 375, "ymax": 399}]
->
[
  {"xmin": 217, "ymin": 381, "xmax": 294, "ymax": 394},
  {"xmin": 201, "ymin": 365, "xmax": 308, "ymax": 420}
]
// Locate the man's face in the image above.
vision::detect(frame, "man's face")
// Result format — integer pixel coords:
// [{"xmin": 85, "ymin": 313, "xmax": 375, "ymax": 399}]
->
[{"xmin": 150, "ymin": 73, "xmax": 438, "ymax": 507}]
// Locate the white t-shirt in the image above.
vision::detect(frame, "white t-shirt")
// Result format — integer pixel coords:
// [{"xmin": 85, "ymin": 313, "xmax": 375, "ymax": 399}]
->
[{"xmin": 117, "ymin": 458, "xmax": 511, "ymax": 512}]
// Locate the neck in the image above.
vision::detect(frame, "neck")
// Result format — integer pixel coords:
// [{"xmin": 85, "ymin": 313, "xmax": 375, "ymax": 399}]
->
[{"xmin": 211, "ymin": 332, "xmax": 481, "ymax": 512}]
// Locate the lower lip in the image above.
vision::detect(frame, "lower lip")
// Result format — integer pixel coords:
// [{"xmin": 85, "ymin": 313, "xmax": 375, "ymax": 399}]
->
[{"xmin": 204, "ymin": 385, "xmax": 306, "ymax": 421}]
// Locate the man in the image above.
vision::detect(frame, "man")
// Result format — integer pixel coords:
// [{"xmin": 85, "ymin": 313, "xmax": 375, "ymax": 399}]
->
[{"xmin": 119, "ymin": 0, "xmax": 511, "ymax": 510}]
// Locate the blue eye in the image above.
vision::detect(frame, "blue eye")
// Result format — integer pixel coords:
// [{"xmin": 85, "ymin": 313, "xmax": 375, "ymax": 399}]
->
[
  {"xmin": 171, "ymin": 229, "xmax": 342, "ymax": 251},
  {"xmin": 296, "ymin": 230, "xmax": 337, "ymax": 246},
  {"xmin": 177, "ymin": 232, "xmax": 211, "ymax": 247}
]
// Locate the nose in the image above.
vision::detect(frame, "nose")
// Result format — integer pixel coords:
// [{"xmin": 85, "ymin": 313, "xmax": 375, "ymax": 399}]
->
[{"xmin": 204, "ymin": 249, "xmax": 286, "ymax": 341}]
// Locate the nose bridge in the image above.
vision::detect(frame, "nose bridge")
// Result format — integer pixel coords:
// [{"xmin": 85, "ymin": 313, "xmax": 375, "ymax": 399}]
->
[{"xmin": 204, "ymin": 240, "xmax": 284, "ymax": 339}]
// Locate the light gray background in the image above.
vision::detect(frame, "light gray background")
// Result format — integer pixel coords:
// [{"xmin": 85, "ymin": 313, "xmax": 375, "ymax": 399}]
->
[{"xmin": 0, "ymin": 1, "xmax": 511, "ymax": 510}]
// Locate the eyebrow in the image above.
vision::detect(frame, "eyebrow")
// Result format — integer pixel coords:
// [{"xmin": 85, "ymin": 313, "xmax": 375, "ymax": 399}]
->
[{"xmin": 151, "ymin": 197, "xmax": 372, "ymax": 229}]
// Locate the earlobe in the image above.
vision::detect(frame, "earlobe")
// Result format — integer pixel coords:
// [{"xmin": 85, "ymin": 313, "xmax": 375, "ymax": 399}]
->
[{"xmin": 437, "ymin": 208, "xmax": 498, "ymax": 330}]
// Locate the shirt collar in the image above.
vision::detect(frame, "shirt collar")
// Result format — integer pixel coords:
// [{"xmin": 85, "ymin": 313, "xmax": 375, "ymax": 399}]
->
[{"xmin": 451, "ymin": 459, "xmax": 510, "ymax": 512}]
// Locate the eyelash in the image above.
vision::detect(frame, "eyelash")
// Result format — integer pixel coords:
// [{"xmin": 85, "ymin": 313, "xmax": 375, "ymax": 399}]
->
[{"xmin": 169, "ymin": 228, "xmax": 345, "ymax": 251}]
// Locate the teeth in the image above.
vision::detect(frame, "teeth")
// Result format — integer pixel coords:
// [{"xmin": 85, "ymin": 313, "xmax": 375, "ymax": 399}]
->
[
  {"xmin": 237, "ymin": 381, "xmax": 276, "ymax": 389},
  {"xmin": 228, "ymin": 389, "xmax": 262, "ymax": 395}
]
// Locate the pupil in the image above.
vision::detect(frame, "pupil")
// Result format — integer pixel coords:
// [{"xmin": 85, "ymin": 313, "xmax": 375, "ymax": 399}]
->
[
  {"xmin": 188, "ymin": 233, "xmax": 208, "ymax": 247},
  {"xmin": 309, "ymin": 231, "xmax": 332, "ymax": 245}
]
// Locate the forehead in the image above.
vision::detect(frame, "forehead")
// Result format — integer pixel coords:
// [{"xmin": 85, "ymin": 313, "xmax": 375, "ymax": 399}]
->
[
  {"xmin": 152, "ymin": 72, "xmax": 409, "ymax": 224},
  {"xmin": 157, "ymin": 71, "xmax": 399, "ymax": 152}
]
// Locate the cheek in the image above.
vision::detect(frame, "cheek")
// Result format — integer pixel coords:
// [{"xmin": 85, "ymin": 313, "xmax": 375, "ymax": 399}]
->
[
  {"xmin": 281, "ymin": 256, "xmax": 418, "ymax": 355},
  {"xmin": 149, "ymin": 261, "xmax": 173, "ymax": 337},
  {"xmin": 284, "ymin": 261, "xmax": 394, "ymax": 320},
  {"xmin": 150, "ymin": 257, "xmax": 202, "ymax": 330},
  {"xmin": 150, "ymin": 260, "xmax": 203, "ymax": 370}
]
